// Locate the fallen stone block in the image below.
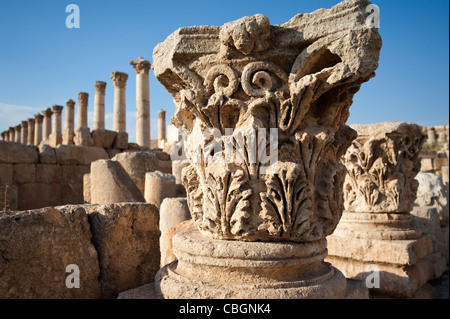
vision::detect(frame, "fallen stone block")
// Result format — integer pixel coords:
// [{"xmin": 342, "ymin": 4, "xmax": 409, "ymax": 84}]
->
[
  {"xmin": 0, "ymin": 206, "xmax": 102, "ymax": 298},
  {"xmin": 90, "ymin": 159, "xmax": 145, "ymax": 204},
  {"xmin": 112, "ymin": 151, "xmax": 159, "ymax": 195},
  {"xmin": 86, "ymin": 202, "xmax": 160, "ymax": 299}
]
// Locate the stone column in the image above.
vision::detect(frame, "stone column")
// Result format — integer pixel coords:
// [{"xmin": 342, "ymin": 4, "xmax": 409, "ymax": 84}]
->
[
  {"xmin": 42, "ymin": 108, "xmax": 53, "ymax": 141},
  {"xmin": 34, "ymin": 113, "xmax": 44, "ymax": 145},
  {"xmin": 8, "ymin": 127, "xmax": 15, "ymax": 143},
  {"xmin": 63, "ymin": 99, "xmax": 75, "ymax": 144},
  {"xmin": 27, "ymin": 118, "xmax": 35, "ymax": 145},
  {"xmin": 14, "ymin": 125, "xmax": 21, "ymax": 143},
  {"xmin": 159, "ymin": 197, "xmax": 191, "ymax": 267},
  {"xmin": 94, "ymin": 81, "xmax": 107, "ymax": 130},
  {"xmin": 326, "ymin": 122, "xmax": 436, "ymax": 298},
  {"xmin": 427, "ymin": 127, "xmax": 436, "ymax": 144},
  {"xmin": 144, "ymin": 171, "xmax": 177, "ymax": 209},
  {"xmin": 1, "ymin": 131, "xmax": 6, "ymax": 141},
  {"xmin": 111, "ymin": 72, "xmax": 128, "ymax": 132},
  {"xmin": 130, "ymin": 57, "xmax": 151, "ymax": 147},
  {"xmin": 158, "ymin": 109, "xmax": 166, "ymax": 148},
  {"xmin": 152, "ymin": 3, "xmax": 382, "ymax": 300},
  {"xmin": 20, "ymin": 121, "xmax": 28, "ymax": 144},
  {"xmin": 77, "ymin": 92, "xmax": 89, "ymax": 129},
  {"xmin": 49, "ymin": 105, "xmax": 63, "ymax": 147}
]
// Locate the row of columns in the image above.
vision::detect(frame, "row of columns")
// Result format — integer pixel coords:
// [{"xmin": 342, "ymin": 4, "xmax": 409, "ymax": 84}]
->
[{"xmin": 1, "ymin": 57, "xmax": 168, "ymax": 148}]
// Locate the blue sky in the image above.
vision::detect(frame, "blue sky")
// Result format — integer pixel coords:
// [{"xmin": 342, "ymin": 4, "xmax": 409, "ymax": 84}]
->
[{"xmin": 0, "ymin": 0, "xmax": 448, "ymax": 142}]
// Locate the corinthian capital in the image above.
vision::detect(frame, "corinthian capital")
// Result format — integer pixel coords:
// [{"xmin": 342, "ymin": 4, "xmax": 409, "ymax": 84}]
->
[
  {"xmin": 130, "ymin": 57, "xmax": 151, "ymax": 75},
  {"xmin": 95, "ymin": 81, "xmax": 107, "ymax": 94},
  {"xmin": 153, "ymin": 1, "xmax": 382, "ymax": 242},
  {"xmin": 78, "ymin": 92, "xmax": 89, "ymax": 105},
  {"xmin": 111, "ymin": 72, "xmax": 128, "ymax": 88},
  {"xmin": 342, "ymin": 122, "xmax": 425, "ymax": 214}
]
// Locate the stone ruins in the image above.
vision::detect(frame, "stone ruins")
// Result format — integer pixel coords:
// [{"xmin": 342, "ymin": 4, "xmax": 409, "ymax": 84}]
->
[{"xmin": 0, "ymin": 0, "xmax": 448, "ymax": 300}]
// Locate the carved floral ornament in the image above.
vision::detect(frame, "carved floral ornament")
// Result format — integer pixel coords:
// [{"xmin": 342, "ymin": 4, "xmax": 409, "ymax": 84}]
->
[
  {"xmin": 342, "ymin": 122, "xmax": 425, "ymax": 214},
  {"xmin": 153, "ymin": 0, "xmax": 382, "ymax": 242}
]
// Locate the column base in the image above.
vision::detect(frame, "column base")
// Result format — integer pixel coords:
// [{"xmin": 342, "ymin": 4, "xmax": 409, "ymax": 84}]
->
[{"xmin": 155, "ymin": 229, "xmax": 347, "ymax": 299}]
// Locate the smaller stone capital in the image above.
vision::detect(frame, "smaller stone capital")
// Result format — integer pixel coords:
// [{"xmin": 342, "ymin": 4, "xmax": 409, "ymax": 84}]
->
[
  {"xmin": 66, "ymin": 99, "xmax": 75, "ymax": 108},
  {"xmin": 34, "ymin": 113, "xmax": 44, "ymax": 122},
  {"xmin": 21, "ymin": 120, "xmax": 28, "ymax": 128},
  {"xmin": 111, "ymin": 71, "xmax": 128, "ymax": 88},
  {"xmin": 42, "ymin": 108, "xmax": 53, "ymax": 117},
  {"xmin": 130, "ymin": 57, "xmax": 151, "ymax": 75},
  {"xmin": 78, "ymin": 92, "xmax": 89, "ymax": 105},
  {"xmin": 27, "ymin": 118, "xmax": 35, "ymax": 125},
  {"xmin": 52, "ymin": 105, "xmax": 64, "ymax": 114},
  {"xmin": 95, "ymin": 81, "xmax": 107, "ymax": 94},
  {"xmin": 15, "ymin": 125, "xmax": 21, "ymax": 131},
  {"xmin": 158, "ymin": 109, "xmax": 166, "ymax": 117}
]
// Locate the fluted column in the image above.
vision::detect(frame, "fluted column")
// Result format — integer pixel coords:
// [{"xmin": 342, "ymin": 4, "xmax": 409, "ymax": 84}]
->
[
  {"xmin": 34, "ymin": 113, "xmax": 44, "ymax": 145},
  {"xmin": 130, "ymin": 57, "xmax": 151, "ymax": 147},
  {"xmin": 20, "ymin": 121, "xmax": 28, "ymax": 144},
  {"xmin": 49, "ymin": 105, "xmax": 64, "ymax": 147},
  {"xmin": 158, "ymin": 109, "xmax": 166, "ymax": 142},
  {"xmin": 94, "ymin": 81, "xmax": 107, "ymax": 130},
  {"xmin": 27, "ymin": 118, "xmax": 35, "ymax": 145},
  {"xmin": 63, "ymin": 99, "xmax": 75, "ymax": 144},
  {"xmin": 42, "ymin": 108, "xmax": 53, "ymax": 141},
  {"xmin": 111, "ymin": 71, "xmax": 128, "ymax": 132},
  {"xmin": 77, "ymin": 92, "xmax": 89, "ymax": 128},
  {"xmin": 8, "ymin": 127, "xmax": 15, "ymax": 143},
  {"xmin": 14, "ymin": 125, "xmax": 21, "ymax": 143}
]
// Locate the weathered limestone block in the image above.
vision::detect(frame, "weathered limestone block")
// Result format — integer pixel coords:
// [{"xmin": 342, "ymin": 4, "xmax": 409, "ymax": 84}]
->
[
  {"xmin": 36, "ymin": 164, "xmax": 62, "ymax": 184},
  {"xmin": 90, "ymin": 159, "xmax": 145, "ymax": 204},
  {"xmin": 0, "ymin": 206, "xmax": 102, "ymax": 298},
  {"xmin": 18, "ymin": 183, "xmax": 61, "ymax": 210},
  {"xmin": 112, "ymin": 151, "xmax": 159, "ymax": 195},
  {"xmin": 0, "ymin": 141, "xmax": 39, "ymax": 164},
  {"xmin": 0, "ymin": 184, "xmax": 18, "ymax": 211},
  {"xmin": 415, "ymin": 172, "xmax": 449, "ymax": 226},
  {"xmin": 327, "ymin": 121, "xmax": 436, "ymax": 298},
  {"xmin": 153, "ymin": 0, "xmax": 382, "ymax": 299},
  {"xmin": 113, "ymin": 131, "xmax": 129, "ymax": 149},
  {"xmin": 13, "ymin": 163, "xmax": 36, "ymax": 184},
  {"xmin": 92, "ymin": 128, "xmax": 117, "ymax": 149},
  {"xmin": 0, "ymin": 163, "xmax": 13, "ymax": 186},
  {"xmin": 413, "ymin": 172, "xmax": 449, "ymax": 264},
  {"xmin": 86, "ymin": 202, "xmax": 160, "ymax": 299},
  {"xmin": 144, "ymin": 171, "xmax": 177, "ymax": 209},
  {"xmin": 74, "ymin": 126, "xmax": 94, "ymax": 147},
  {"xmin": 38, "ymin": 144, "xmax": 57, "ymax": 164},
  {"xmin": 61, "ymin": 164, "xmax": 90, "ymax": 204},
  {"xmin": 55, "ymin": 145, "xmax": 108, "ymax": 165},
  {"xmin": 83, "ymin": 173, "xmax": 91, "ymax": 203},
  {"xmin": 159, "ymin": 197, "xmax": 191, "ymax": 267}
]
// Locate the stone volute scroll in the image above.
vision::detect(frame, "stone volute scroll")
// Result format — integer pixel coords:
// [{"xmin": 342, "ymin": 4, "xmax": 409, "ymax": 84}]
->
[{"xmin": 153, "ymin": 0, "xmax": 382, "ymax": 299}]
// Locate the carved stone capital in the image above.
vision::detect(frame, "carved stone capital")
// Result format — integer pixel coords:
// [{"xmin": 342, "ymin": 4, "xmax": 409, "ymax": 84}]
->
[
  {"xmin": 66, "ymin": 99, "xmax": 75, "ymax": 109},
  {"xmin": 34, "ymin": 113, "xmax": 44, "ymax": 123},
  {"xmin": 42, "ymin": 108, "xmax": 53, "ymax": 117},
  {"xmin": 52, "ymin": 105, "xmax": 63, "ymax": 114},
  {"xmin": 130, "ymin": 57, "xmax": 151, "ymax": 75},
  {"xmin": 153, "ymin": 1, "xmax": 381, "ymax": 242},
  {"xmin": 78, "ymin": 92, "xmax": 89, "ymax": 105},
  {"xmin": 342, "ymin": 122, "xmax": 425, "ymax": 214},
  {"xmin": 95, "ymin": 81, "xmax": 107, "ymax": 94},
  {"xmin": 111, "ymin": 72, "xmax": 128, "ymax": 88}
]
